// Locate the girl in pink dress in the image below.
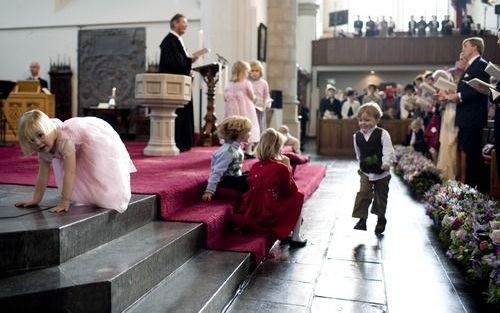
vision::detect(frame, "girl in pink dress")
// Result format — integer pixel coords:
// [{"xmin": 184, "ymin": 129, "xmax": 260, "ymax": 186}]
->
[
  {"xmin": 15, "ymin": 110, "xmax": 136, "ymax": 213},
  {"xmin": 224, "ymin": 61, "xmax": 260, "ymax": 152},
  {"xmin": 249, "ymin": 60, "xmax": 271, "ymax": 132}
]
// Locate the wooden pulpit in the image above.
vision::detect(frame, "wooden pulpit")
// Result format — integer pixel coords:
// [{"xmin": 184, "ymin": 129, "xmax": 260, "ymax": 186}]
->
[
  {"xmin": 3, "ymin": 80, "xmax": 55, "ymax": 141},
  {"xmin": 193, "ymin": 63, "xmax": 222, "ymax": 146}
]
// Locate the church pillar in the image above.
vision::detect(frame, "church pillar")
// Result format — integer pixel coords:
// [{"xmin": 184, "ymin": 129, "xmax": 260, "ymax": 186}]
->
[
  {"xmin": 267, "ymin": 0, "xmax": 300, "ymax": 139},
  {"xmin": 297, "ymin": 0, "xmax": 319, "ymax": 138},
  {"xmin": 297, "ymin": 0, "xmax": 319, "ymax": 72}
]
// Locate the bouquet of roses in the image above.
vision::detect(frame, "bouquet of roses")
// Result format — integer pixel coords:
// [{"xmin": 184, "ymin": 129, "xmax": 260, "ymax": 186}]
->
[
  {"xmin": 425, "ymin": 180, "xmax": 500, "ymax": 304},
  {"xmin": 394, "ymin": 145, "xmax": 441, "ymax": 198}
]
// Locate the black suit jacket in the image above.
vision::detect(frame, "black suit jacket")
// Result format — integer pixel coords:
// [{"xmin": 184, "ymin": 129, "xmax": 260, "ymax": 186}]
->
[
  {"xmin": 158, "ymin": 31, "xmax": 195, "ymax": 151},
  {"xmin": 455, "ymin": 56, "xmax": 490, "ymax": 128},
  {"xmin": 38, "ymin": 78, "xmax": 48, "ymax": 89},
  {"xmin": 159, "ymin": 32, "xmax": 192, "ymax": 75},
  {"xmin": 29, "ymin": 77, "xmax": 48, "ymax": 89}
]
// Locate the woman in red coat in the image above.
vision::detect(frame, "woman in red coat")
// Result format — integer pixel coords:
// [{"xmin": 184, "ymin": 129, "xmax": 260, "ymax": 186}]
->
[{"xmin": 232, "ymin": 128, "xmax": 307, "ymax": 248}]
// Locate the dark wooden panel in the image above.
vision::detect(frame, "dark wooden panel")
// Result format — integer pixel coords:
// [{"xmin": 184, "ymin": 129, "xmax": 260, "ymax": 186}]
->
[
  {"xmin": 318, "ymin": 119, "xmax": 411, "ymax": 156},
  {"xmin": 313, "ymin": 35, "xmax": 500, "ymax": 66}
]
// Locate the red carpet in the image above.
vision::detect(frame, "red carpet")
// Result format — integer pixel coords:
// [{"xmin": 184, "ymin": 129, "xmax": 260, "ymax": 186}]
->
[{"xmin": 0, "ymin": 142, "xmax": 326, "ymax": 263}]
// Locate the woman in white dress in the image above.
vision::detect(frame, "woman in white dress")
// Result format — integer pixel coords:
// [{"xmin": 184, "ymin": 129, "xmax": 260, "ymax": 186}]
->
[{"xmin": 435, "ymin": 69, "xmax": 459, "ymax": 180}]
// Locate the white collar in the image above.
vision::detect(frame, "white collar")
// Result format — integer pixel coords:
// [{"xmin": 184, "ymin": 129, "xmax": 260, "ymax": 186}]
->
[
  {"xmin": 468, "ymin": 54, "xmax": 480, "ymax": 66},
  {"xmin": 169, "ymin": 30, "xmax": 182, "ymax": 39},
  {"xmin": 361, "ymin": 126, "xmax": 376, "ymax": 135},
  {"xmin": 169, "ymin": 30, "xmax": 189, "ymax": 57}
]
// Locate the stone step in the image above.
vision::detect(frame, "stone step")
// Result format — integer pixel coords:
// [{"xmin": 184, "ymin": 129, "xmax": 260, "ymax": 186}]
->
[
  {"xmin": 124, "ymin": 250, "xmax": 251, "ymax": 313},
  {"xmin": 0, "ymin": 184, "xmax": 156, "ymax": 274},
  {"xmin": 0, "ymin": 221, "xmax": 204, "ymax": 313}
]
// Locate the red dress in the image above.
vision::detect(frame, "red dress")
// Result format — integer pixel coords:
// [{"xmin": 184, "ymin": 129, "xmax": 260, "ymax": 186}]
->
[{"xmin": 231, "ymin": 160, "xmax": 304, "ymax": 239}]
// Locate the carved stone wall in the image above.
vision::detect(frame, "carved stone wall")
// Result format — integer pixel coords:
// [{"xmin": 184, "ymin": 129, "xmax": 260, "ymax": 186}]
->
[{"xmin": 78, "ymin": 28, "xmax": 145, "ymax": 112}]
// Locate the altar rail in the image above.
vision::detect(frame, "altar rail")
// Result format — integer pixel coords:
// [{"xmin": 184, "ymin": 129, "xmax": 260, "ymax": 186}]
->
[
  {"xmin": 318, "ymin": 119, "xmax": 411, "ymax": 156},
  {"xmin": 313, "ymin": 35, "xmax": 500, "ymax": 66}
]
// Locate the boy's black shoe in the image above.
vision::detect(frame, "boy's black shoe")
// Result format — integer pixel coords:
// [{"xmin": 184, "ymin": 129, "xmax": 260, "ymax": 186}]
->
[
  {"xmin": 353, "ymin": 218, "xmax": 367, "ymax": 230},
  {"xmin": 375, "ymin": 217, "xmax": 387, "ymax": 235},
  {"xmin": 289, "ymin": 238, "xmax": 307, "ymax": 249}
]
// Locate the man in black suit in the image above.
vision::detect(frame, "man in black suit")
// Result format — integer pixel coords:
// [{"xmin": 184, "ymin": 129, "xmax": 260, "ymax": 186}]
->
[
  {"xmin": 353, "ymin": 15, "xmax": 363, "ymax": 37},
  {"xmin": 450, "ymin": 37, "xmax": 489, "ymax": 188},
  {"xmin": 441, "ymin": 15, "xmax": 454, "ymax": 36},
  {"xmin": 408, "ymin": 15, "xmax": 416, "ymax": 36},
  {"xmin": 493, "ymin": 30, "xmax": 500, "ymax": 177},
  {"xmin": 28, "ymin": 61, "xmax": 48, "ymax": 89},
  {"xmin": 416, "ymin": 16, "xmax": 427, "ymax": 36},
  {"xmin": 159, "ymin": 13, "xmax": 198, "ymax": 151},
  {"xmin": 365, "ymin": 17, "xmax": 375, "ymax": 37}
]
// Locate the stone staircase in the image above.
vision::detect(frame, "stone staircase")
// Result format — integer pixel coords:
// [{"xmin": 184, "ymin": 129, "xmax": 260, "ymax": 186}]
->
[{"xmin": 0, "ymin": 185, "xmax": 251, "ymax": 313}]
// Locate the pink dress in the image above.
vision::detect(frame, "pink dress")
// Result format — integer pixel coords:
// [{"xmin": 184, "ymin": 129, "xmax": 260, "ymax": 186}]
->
[
  {"xmin": 39, "ymin": 117, "xmax": 137, "ymax": 212},
  {"xmin": 250, "ymin": 78, "xmax": 271, "ymax": 132},
  {"xmin": 224, "ymin": 80, "xmax": 260, "ymax": 143}
]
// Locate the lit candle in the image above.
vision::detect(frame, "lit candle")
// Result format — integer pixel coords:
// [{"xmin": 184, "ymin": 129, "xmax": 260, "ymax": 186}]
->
[
  {"xmin": 198, "ymin": 29, "xmax": 204, "ymax": 49},
  {"xmin": 112, "ymin": 87, "xmax": 116, "ymax": 98},
  {"xmin": 198, "ymin": 29, "xmax": 204, "ymax": 64}
]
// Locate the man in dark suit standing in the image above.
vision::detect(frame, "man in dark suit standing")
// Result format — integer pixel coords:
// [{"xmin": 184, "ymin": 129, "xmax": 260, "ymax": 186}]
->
[
  {"xmin": 450, "ymin": 37, "xmax": 489, "ymax": 188},
  {"xmin": 493, "ymin": 30, "xmax": 500, "ymax": 178},
  {"xmin": 159, "ymin": 13, "xmax": 198, "ymax": 151},
  {"xmin": 353, "ymin": 15, "xmax": 363, "ymax": 37},
  {"xmin": 28, "ymin": 61, "xmax": 48, "ymax": 89}
]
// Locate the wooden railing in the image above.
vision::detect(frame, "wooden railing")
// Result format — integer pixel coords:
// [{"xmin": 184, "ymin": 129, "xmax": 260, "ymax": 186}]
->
[
  {"xmin": 318, "ymin": 119, "xmax": 411, "ymax": 156},
  {"xmin": 313, "ymin": 35, "xmax": 500, "ymax": 66}
]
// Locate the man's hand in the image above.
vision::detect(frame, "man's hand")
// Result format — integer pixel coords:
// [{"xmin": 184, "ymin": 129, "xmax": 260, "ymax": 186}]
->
[
  {"xmin": 446, "ymin": 93, "xmax": 459, "ymax": 103},
  {"xmin": 201, "ymin": 192, "xmax": 213, "ymax": 202},
  {"xmin": 381, "ymin": 164, "xmax": 390, "ymax": 171}
]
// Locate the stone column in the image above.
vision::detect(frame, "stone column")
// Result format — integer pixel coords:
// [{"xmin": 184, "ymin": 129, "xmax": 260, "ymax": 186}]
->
[
  {"xmin": 297, "ymin": 0, "xmax": 319, "ymax": 72},
  {"xmin": 297, "ymin": 0, "xmax": 319, "ymax": 138},
  {"xmin": 267, "ymin": 0, "xmax": 300, "ymax": 139}
]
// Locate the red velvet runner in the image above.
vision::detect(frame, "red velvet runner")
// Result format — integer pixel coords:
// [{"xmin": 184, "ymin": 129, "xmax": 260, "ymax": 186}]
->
[{"xmin": 0, "ymin": 142, "xmax": 326, "ymax": 264}]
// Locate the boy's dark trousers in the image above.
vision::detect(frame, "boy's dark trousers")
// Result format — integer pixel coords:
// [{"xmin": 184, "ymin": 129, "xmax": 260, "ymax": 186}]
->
[{"xmin": 352, "ymin": 172, "xmax": 390, "ymax": 219}]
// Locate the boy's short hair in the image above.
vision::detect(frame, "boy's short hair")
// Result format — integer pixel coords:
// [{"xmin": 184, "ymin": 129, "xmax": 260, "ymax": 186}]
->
[
  {"xmin": 462, "ymin": 37, "xmax": 485, "ymax": 55},
  {"xmin": 217, "ymin": 116, "xmax": 252, "ymax": 141},
  {"xmin": 357, "ymin": 102, "xmax": 383, "ymax": 120},
  {"xmin": 346, "ymin": 90, "xmax": 355, "ymax": 97}
]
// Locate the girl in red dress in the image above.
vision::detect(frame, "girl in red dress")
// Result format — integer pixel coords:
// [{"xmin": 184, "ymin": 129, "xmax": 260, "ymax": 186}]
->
[{"xmin": 231, "ymin": 128, "xmax": 307, "ymax": 248}]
